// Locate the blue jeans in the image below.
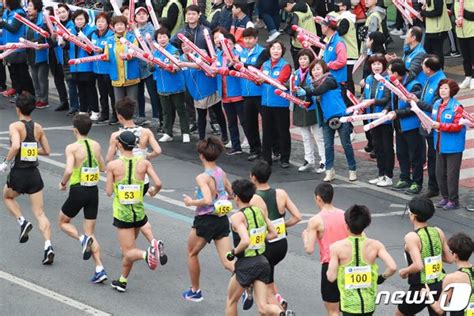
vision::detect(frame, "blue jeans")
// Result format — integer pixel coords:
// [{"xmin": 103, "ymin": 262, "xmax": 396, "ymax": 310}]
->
[
  {"xmin": 67, "ymin": 79, "xmax": 79, "ymax": 111},
  {"xmin": 223, "ymin": 101, "xmax": 246, "ymax": 151},
  {"xmin": 258, "ymin": 0, "xmax": 280, "ymax": 33},
  {"xmin": 322, "ymin": 122, "xmax": 356, "ymax": 171}
]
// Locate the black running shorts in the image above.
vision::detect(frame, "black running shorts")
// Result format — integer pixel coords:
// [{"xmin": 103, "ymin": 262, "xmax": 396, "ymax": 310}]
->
[
  {"xmin": 61, "ymin": 185, "xmax": 99, "ymax": 220},
  {"xmin": 263, "ymin": 238, "xmax": 288, "ymax": 283},
  {"xmin": 193, "ymin": 215, "xmax": 230, "ymax": 243},
  {"xmin": 113, "ymin": 215, "xmax": 148, "ymax": 229},
  {"xmin": 397, "ymin": 281, "xmax": 443, "ymax": 316},
  {"xmin": 7, "ymin": 167, "xmax": 44, "ymax": 194},
  {"xmin": 235, "ymin": 255, "xmax": 271, "ymax": 288},
  {"xmin": 321, "ymin": 263, "xmax": 340, "ymax": 303}
]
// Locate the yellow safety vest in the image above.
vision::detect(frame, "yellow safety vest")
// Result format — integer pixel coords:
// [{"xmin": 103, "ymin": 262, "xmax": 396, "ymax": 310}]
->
[
  {"xmin": 425, "ymin": 0, "xmax": 452, "ymax": 33},
  {"xmin": 291, "ymin": 4, "xmax": 317, "ymax": 49},
  {"xmin": 454, "ymin": 0, "xmax": 474, "ymax": 38},
  {"xmin": 163, "ymin": 0, "xmax": 184, "ymax": 36},
  {"xmin": 186, "ymin": 0, "xmax": 212, "ymax": 18}
]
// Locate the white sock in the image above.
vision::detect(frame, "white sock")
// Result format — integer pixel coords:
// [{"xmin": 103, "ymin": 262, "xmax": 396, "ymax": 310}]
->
[
  {"xmin": 18, "ymin": 216, "xmax": 25, "ymax": 226},
  {"xmin": 95, "ymin": 265, "xmax": 104, "ymax": 273},
  {"xmin": 44, "ymin": 240, "xmax": 52, "ymax": 250},
  {"xmin": 79, "ymin": 235, "xmax": 85, "ymax": 243}
]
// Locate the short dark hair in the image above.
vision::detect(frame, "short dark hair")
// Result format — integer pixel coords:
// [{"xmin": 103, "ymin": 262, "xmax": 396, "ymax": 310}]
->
[
  {"xmin": 185, "ymin": 4, "xmax": 200, "ymax": 14},
  {"xmin": 232, "ymin": 179, "xmax": 256, "ymax": 203},
  {"xmin": 297, "ymin": 48, "xmax": 315, "ymax": 64},
  {"xmin": 345, "ymin": 205, "xmax": 371, "ymax": 235},
  {"xmin": 72, "ymin": 113, "xmax": 92, "ymax": 136},
  {"xmin": 251, "ymin": 161, "xmax": 272, "ymax": 183},
  {"xmin": 448, "ymin": 233, "xmax": 474, "ymax": 261},
  {"xmin": 16, "ymin": 92, "xmax": 36, "ymax": 116},
  {"xmin": 44, "ymin": 6, "xmax": 53, "ymax": 15},
  {"xmin": 423, "ymin": 54, "xmax": 441, "ymax": 72},
  {"xmin": 29, "ymin": 0, "xmax": 43, "ymax": 12},
  {"xmin": 196, "ymin": 136, "xmax": 224, "ymax": 162},
  {"xmin": 408, "ymin": 197, "xmax": 435, "ymax": 223},
  {"xmin": 233, "ymin": 1, "xmax": 247, "ymax": 12},
  {"xmin": 212, "ymin": 26, "xmax": 228, "ymax": 37},
  {"xmin": 242, "ymin": 27, "xmax": 258, "ymax": 38},
  {"xmin": 155, "ymin": 27, "xmax": 171, "ymax": 39},
  {"xmin": 438, "ymin": 79, "xmax": 460, "ymax": 97},
  {"xmin": 223, "ymin": 32, "xmax": 236, "ymax": 44},
  {"xmin": 267, "ymin": 40, "xmax": 286, "ymax": 56},
  {"xmin": 95, "ymin": 12, "xmax": 111, "ymax": 25},
  {"xmin": 314, "ymin": 183, "xmax": 334, "ymax": 204},
  {"xmin": 119, "ymin": 5, "xmax": 129, "ymax": 13},
  {"xmin": 115, "ymin": 97, "xmax": 136, "ymax": 120},
  {"xmin": 389, "ymin": 59, "xmax": 407, "ymax": 76},
  {"xmin": 409, "ymin": 26, "xmax": 423, "ymax": 42},
  {"xmin": 57, "ymin": 3, "xmax": 71, "ymax": 13},
  {"xmin": 111, "ymin": 15, "xmax": 128, "ymax": 27},
  {"xmin": 6, "ymin": 0, "xmax": 22, "ymax": 10},
  {"xmin": 71, "ymin": 9, "xmax": 89, "ymax": 24},
  {"xmin": 367, "ymin": 53, "xmax": 387, "ymax": 72},
  {"xmin": 310, "ymin": 59, "xmax": 330, "ymax": 76}
]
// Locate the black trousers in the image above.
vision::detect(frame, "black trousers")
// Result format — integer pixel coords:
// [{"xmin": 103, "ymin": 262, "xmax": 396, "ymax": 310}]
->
[
  {"xmin": 9, "ymin": 62, "xmax": 34, "ymax": 95},
  {"xmin": 426, "ymin": 135, "xmax": 439, "ymax": 192},
  {"xmin": 49, "ymin": 53, "xmax": 68, "ymax": 107},
  {"xmin": 371, "ymin": 124, "xmax": 394, "ymax": 178},
  {"xmin": 395, "ymin": 128, "xmax": 426, "ymax": 186},
  {"xmin": 77, "ymin": 77, "xmax": 99, "ymax": 113},
  {"xmin": 0, "ymin": 61, "xmax": 6, "ymax": 89},
  {"xmin": 196, "ymin": 102, "xmax": 228, "ymax": 141},
  {"xmin": 458, "ymin": 37, "xmax": 474, "ymax": 77},
  {"xmin": 261, "ymin": 106, "xmax": 290, "ymax": 164},
  {"xmin": 424, "ymin": 32, "xmax": 447, "ymax": 68},
  {"xmin": 97, "ymin": 74, "xmax": 116, "ymax": 119},
  {"xmin": 243, "ymin": 96, "xmax": 262, "ymax": 154},
  {"xmin": 223, "ymin": 101, "xmax": 247, "ymax": 151},
  {"xmin": 185, "ymin": 91, "xmax": 196, "ymax": 125},
  {"xmin": 436, "ymin": 152, "xmax": 463, "ymax": 202}
]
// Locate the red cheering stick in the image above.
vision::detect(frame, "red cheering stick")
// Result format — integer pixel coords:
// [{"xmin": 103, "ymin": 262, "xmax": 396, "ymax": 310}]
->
[
  {"xmin": 68, "ymin": 54, "xmax": 107, "ymax": 65},
  {"xmin": 14, "ymin": 13, "xmax": 50, "ymax": 38},
  {"xmin": 289, "ymin": 74, "xmax": 296, "ymax": 93},
  {"xmin": 229, "ymin": 70, "xmax": 254, "ymax": 81},
  {"xmin": 177, "ymin": 33, "xmax": 213, "ymax": 65},
  {"xmin": 56, "ymin": 29, "xmax": 93, "ymax": 53},
  {"xmin": 151, "ymin": 41, "xmax": 181, "ymax": 68},
  {"xmin": 247, "ymin": 65, "xmax": 288, "ymax": 91},
  {"xmin": 187, "ymin": 53, "xmax": 216, "ymax": 77},
  {"xmin": 275, "ymin": 89, "xmax": 310, "ymax": 107},
  {"xmin": 145, "ymin": 0, "xmax": 160, "ymax": 29},
  {"xmin": 233, "ymin": 63, "xmax": 260, "ymax": 82},
  {"xmin": 389, "ymin": 75, "xmax": 411, "ymax": 98},
  {"xmin": 291, "ymin": 25, "xmax": 320, "ymax": 42},
  {"xmin": 144, "ymin": 33, "xmax": 157, "ymax": 52},
  {"xmin": 461, "ymin": 110, "xmax": 474, "ymax": 124},
  {"xmin": 120, "ymin": 37, "xmax": 173, "ymax": 71},
  {"xmin": 374, "ymin": 73, "xmax": 406, "ymax": 99},
  {"xmin": 203, "ymin": 28, "xmax": 217, "ymax": 63},
  {"xmin": 296, "ymin": 33, "xmax": 326, "ymax": 50},
  {"xmin": 459, "ymin": 0, "xmax": 465, "ymax": 26},
  {"xmin": 130, "ymin": 24, "xmax": 152, "ymax": 55},
  {"xmin": 313, "ymin": 16, "xmax": 324, "ymax": 24},
  {"xmin": 220, "ymin": 36, "xmax": 237, "ymax": 63},
  {"xmin": 43, "ymin": 10, "xmax": 56, "ymax": 35},
  {"xmin": 399, "ymin": 0, "xmax": 423, "ymax": 21},
  {"xmin": 129, "ymin": 0, "xmax": 135, "ymax": 24},
  {"xmin": 393, "ymin": 0, "xmax": 414, "ymax": 25},
  {"xmin": 19, "ymin": 38, "xmax": 49, "ymax": 50},
  {"xmin": 78, "ymin": 31, "xmax": 101, "ymax": 53},
  {"xmin": 346, "ymin": 90, "xmax": 359, "ymax": 106}
]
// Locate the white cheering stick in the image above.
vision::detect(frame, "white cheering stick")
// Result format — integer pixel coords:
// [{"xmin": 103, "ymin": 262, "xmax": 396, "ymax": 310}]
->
[
  {"xmin": 120, "ymin": 37, "xmax": 173, "ymax": 71},
  {"xmin": 219, "ymin": 35, "xmax": 237, "ymax": 63},
  {"xmin": 399, "ymin": 1, "xmax": 423, "ymax": 21},
  {"xmin": 130, "ymin": 24, "xmax": 152, "ymax": 55},
  {"xmin": 145, "ymin": 0, "xmax": 160, "ymax": 29},
  {"xmin": 340, "ymin": 112, "xmax": 384, "ymax": 123},
  {"xmin": 144, "ymin": 33, "xmax": 156, "ymax": 52},
  {"xmin": 346, "ymin": 100, "xmax": 371, "ymax": 114},
  {"xmin": 247, "ymin": 65, "xmax": 288, "ymax": 91},
  {"xmin": 19, "ymin": 38, "xmax": 49, "ymax": 50},
  {"xmin": 187, "ymin": 53, "xmax": 216, "ymax": 77},
  {"xmin": 203, "ymin": 28, "xmax": 216, "ymax": 63},
  {"xmin": 43, "ymin": 10, "xmax": 56, "ymax": 35},
  {"xmin": 68, "ymin": 54, "xmax": 107, "ymax": 65},
  {"xmin": 274, "ymin": 89, "xmax": 310, "ymax": 107},
  {"xmin": 0, "ymin": 49, "xmax": 18, "ymax": 59},
  {"xmin": 410, "ymin": 101, "xmax": 434, "ymax": 133},
  {"xmin": 151, "ymin": 41, "xmax": 181, "ymax": 68},
  {"xmin": 363, "ymin": 112, "xmax": 396, "ymax": 131},
  {"xmin": 352, "ymin": 54, "xmax": 367, "ymax": 74},
  {"xmin": 177, "ymin": 33, "xmax": 213, "ymax": 64},
  {"xmin": 393, "ymin": 0, "xmax": 414, "ymax": 25},
  {"xmin": 0, "ymin": 42, "xmax": 29, "ymax": 50},
  {"xmin": 14, "ymin": 13, "xmax": 50, "ymax": 38},
  {"xmin": 374, "ymin": 73, "xmax": 406, "ymax": 100},
  {"xmin": 109, "ymin": 0, "xmax": 123, "ymax": 16},
  {"xmin": 78, "ymin": 31, "xmax": 101, "ymax": 52}
]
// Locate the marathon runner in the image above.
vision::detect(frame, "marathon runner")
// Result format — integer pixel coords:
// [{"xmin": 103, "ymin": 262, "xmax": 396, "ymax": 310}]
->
[
  {"xmin": 302, "ymin": 183, "xmax": 349, "ymax": 316},
  {"xmin": 58, "ymin": 113, "xmax": 108, "ymax": 283},
  {"xmin": 0, "ymin": 92, "xmax": 54, "ymax": 265},
  {"xmin": 327, "ymin": 204, "xmax": 397, "ymax": 316},
  {"xmin": 106, "ymin": 130, "xmax": 167, "ymax": 292},
  {"xmin": 182, "ymin": 136, "xmax": 234, "ymax": 302}
]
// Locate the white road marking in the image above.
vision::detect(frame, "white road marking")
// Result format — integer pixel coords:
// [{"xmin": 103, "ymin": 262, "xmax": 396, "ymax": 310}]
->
[
  {"xmin": 372, "ymin": 211, "xmax": 406, "ymax": 217},
  {"xmin": 0, "ymin": 271, "xmax": 110, "ymax": 315},
  {"xmin": 389, "ymin": 203, "xmax": 406, "ymax": 208},
  {"xmin": 49, "ymin": 153, "xmax": 63, "ymax": 157}
]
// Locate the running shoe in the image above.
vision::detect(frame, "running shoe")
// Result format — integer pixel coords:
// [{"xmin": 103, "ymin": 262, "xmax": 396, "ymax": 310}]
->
[
  {"xmin": 435, "ymin": 199, "xmax": 448, "ymax": 208},
  {"xmin": 157, "ymin": 240, "xmax": 168, "ymax": 265},
  {"xmin": 316, "ymin": 163, "xmax": 326, "ymax": 174},
  {"xmin": 42, "ymin": 246, "xmax": 55, "ymax": 265},
  {"xmin": 145, "ymin": 245, "xmax": 158, "ymax": 270},
  {"xmin": 111, "ymin": 279, "xmax": 127, "ymax": 292},
  {"xmin": 2, "ymin": 88, "xmax": 16, "ymax": 97},
  {"xmin": 35, "ymin": 101, "xmax": 50, "ymax": 109},
  {"xmin": 91, "ymin": 269, "xmax": 108, "ymax": 284},
  {"xmin": 298, "ymin": 161, "xmax": 315, "ymax": 172},
  {"xmin": 227, "ymin": 148, "xmax": 243, "ymax": 155},
  {"xmin": 242, "ymin": 285, "xmax": 254, "ymax": 310},
  {"xmin": 81, "ymin": 235, "xmax": 93, "ymax": 260},
  {"xmin": 406, "ymin": 183, "xmax": 421, "ymax": 195},
  {"xmin": 19, "ymin": 221, "xmax": 33, "ymax": 243},
  {"xmin": 392, "ymin": 180, "xmax": 410, "ymax": 191},
  {"xmin": 443, "ymin": 201, "xmax": 459, "ymax": 211},
  {"xmin": 276, "ymin": 293, "xmax": 288, "ymax": 311},
  {"xmin": 182, "ymin": 288, "xmax": 203, "ymax": 302}
]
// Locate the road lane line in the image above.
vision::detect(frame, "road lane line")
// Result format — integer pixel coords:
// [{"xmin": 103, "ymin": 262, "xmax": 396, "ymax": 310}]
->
[{"xmin": 0, "ymin": 271, "xmax": 110, "ymax": 315}]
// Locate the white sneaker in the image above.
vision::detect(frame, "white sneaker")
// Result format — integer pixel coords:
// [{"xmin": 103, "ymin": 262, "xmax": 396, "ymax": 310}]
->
[
  {"xmin": 323, "ymin": 169, "xmax": 336, "ymax": 182},
  {"xmin": 90, "ymin": 111, "xmax": 100, "ymax": 121},
  {"xmin": 349, "ymin": 170, "xmax": 357, "ymax": 181},
  {"xmin": 182, "ymin": 134, "xmax": 190, "ymax": 143},
  {"xmin": 266, "ymin": 31, "xmax": 281, "ymax": 43},
  {"xmin": 350, "ymin": 132, "xmax": 355, "ymax": 142},
  {"xmin": 377, "ymin": 176, "xmax": 393, "ymax": 187},
  {"xmin": 159, "ymin": 134, "xmax": 173, "ymax": 142},
  {"xmin": 225, "ymin": 141, "xmax": 232, "ymax": 149},
  {"xmin": 369, "ymin": 176, "xmax": 384, "ymax": 185},
  {"xmin": 390, "ymin": 29, "xmax": 403, "ymax": 36},
  {"xmin": 316, "ymin": 163, "xmax": 326, "ymax": 174},
  {"xmin": 241, "ymin": 138, "xmax": 250, "ymax": 149},
  {"xmin": 470, "ymin": 79, "xmax": 474, "ymax": 90},
  {"xmin": 298, "ymin": 162, "xmax": 315, "ymax": 172},
  {"xmin": 460, "ymin": 77, "xmax": 472, "ymax": 89}
]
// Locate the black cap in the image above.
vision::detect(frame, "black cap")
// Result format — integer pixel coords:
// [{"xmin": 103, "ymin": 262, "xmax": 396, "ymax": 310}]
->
[{"xmin": 116, "ymin": 131, "xmax": 137, "ymax": 150}]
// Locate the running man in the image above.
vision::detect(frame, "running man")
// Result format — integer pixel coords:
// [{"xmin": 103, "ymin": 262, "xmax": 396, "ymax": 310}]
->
[
  {"xmin": 225, "ymin": 179, "xmax": 292, "ymax": 316},
  {"xmin": 302, "ymin": 183, "xmax": 349, "ymax": 316},
  {"xmin": 58, "ymin": 114, "xmax": 108, "ymax": 283},
  {"xmin": 396, "ymin": 197, "xmax": 453, "ymax": 316},
  {"xmin": 250, "ymin": 161, "xmax": 302, "ymax": 310},
  {"xmin": 182, "ymin": 136, "xmax": 234, "ymax": 302},
  {"xmin": 106, "ymin": 97, "xmax": 162, "ymax": 250},
  {"xmin": 106, "ymin": 131, "xmax": 167, "ymax": 292},
  {"xmin": 0, "ymin": 92, "xmax": 54, "ymax": 265},
  {"xmin": 327, "ymin": 205, "xmax": 397, "ymax": 316}
]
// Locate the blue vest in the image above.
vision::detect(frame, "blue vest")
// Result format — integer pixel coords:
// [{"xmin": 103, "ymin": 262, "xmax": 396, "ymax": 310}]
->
[
  {"xmin": 30, "ymin": 12, "xmax": 48, "ymax": 64},
  {"xmin": 261, "ymin": 58, "xmax": 289, "ymax": 108},
  {"xmin": 420, "ymin": 70, "xmax": 446, "ymax": 107},
  {"xmin": 181, "ymin": 54, "xmax": 217, "ymax": 100},
  {"xmin": 106, "ymin": 33, "xmax": 141, "ymax": 82},
  {"xmin": 69, "ymin": 24, "xmax": 96, "ymax": 73},
  {"xmin": 91, "ymin": 29, "xmax": 113, "ymax": 74},
  {"xmin": 153, "ymin": 43, "xmax": 185, "ymax": 94},
  {"xmin": 319, "ymin": 78, "xmax": 346, "ymax": 122},
  {"xmin": 364, "ymin": 74, "xmax": 389, "ymax": 124},
  {"xmin": 403, "ymin": 43, "xmax": 426, "ymax": 82},
  {"xmin": 294, "ymin": 68, "xmax": 315, "ymax": 111},
  {"xmin": 2, "ymin": 8, "xmax": 26, "ymax": 52},
  {"xmin": 323, "ymin": 32, "xmax": 347, "ymax": 83},
  {"xmin": 239, "ymin": 44, "xmax": 264, "ymax": 97},
  {"xmin": 216, "ymin": 50, "xmax": 241, "ymax": 98},
  {"xmin": 54, "ymin": 20, "xmax": 74, "ymax": 65},
  {"xmin": 391, "ymin": 77, "xmax": 421, "ymax": 132},
  {"xmin": 432, "ymin": 98, "xmax": 466, "ymax": 154}
]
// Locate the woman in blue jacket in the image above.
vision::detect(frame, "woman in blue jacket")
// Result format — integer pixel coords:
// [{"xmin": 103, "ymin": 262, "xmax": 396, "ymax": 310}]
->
[
  {"xmin": 432, "ymin": 79, "xmax": 466, "ymax": 210},
  {"xmin": 0, "ymin": 0, "xmax": 35, "ymax": 99}
]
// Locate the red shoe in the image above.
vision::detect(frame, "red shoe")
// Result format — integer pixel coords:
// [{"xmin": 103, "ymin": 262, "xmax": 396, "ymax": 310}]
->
[
  {"xmin": 145, "ymin": 245, "xmax": 157, "ymax": 270},
  {"xmin": 35, "ymin": 101, "xmax": 50, "ymax": 109},
  {"xmin": 2, "ymin": 88, "xmax": 16, "ymax": 97}
]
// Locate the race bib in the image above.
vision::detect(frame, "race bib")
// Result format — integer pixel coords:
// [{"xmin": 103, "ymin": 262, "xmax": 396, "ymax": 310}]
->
[
  {"xmin": 213, "ymin": 199, "xmax": 232, "ymax": 217},
  {"xmin": 249, "ymin": 226, "xmax": 266, "ymax": 251},
  {"xmin": 80, "ymin": 167, "xmax": 99, "ymax": 186},
  {"xmin": 466, "ymin": 303, "xmax": 474, "ymax": 316},
  {"xmin": 269, "ymin": 218, "xmax": 286, "ymax": 243},
  {"xmin": 344, "ymin": 265, "xmax": 372, "ymax": 290},
  {"xmin": 424, "ymin": 255, "xmax": 442, "ymax": 280},
  {"xmin": 118, "ymin": 184, "xmax": 141, "ymax": 205},
  {"xmin": 20, "ymin": 142, "xmax": 38, "ymax": 162}
]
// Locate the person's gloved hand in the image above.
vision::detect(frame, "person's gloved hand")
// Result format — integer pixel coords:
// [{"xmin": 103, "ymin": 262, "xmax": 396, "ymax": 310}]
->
[
  {"xmin": 0, "ymin": 161, "xmax": 9, "ymax": 173},
  {"xmin": 377, "ymin": 274, "xmax": 386, "ymax": 284},
  {"xmin": 296, "ymin": 87, "xmax": 306, "ymax": 97}
]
